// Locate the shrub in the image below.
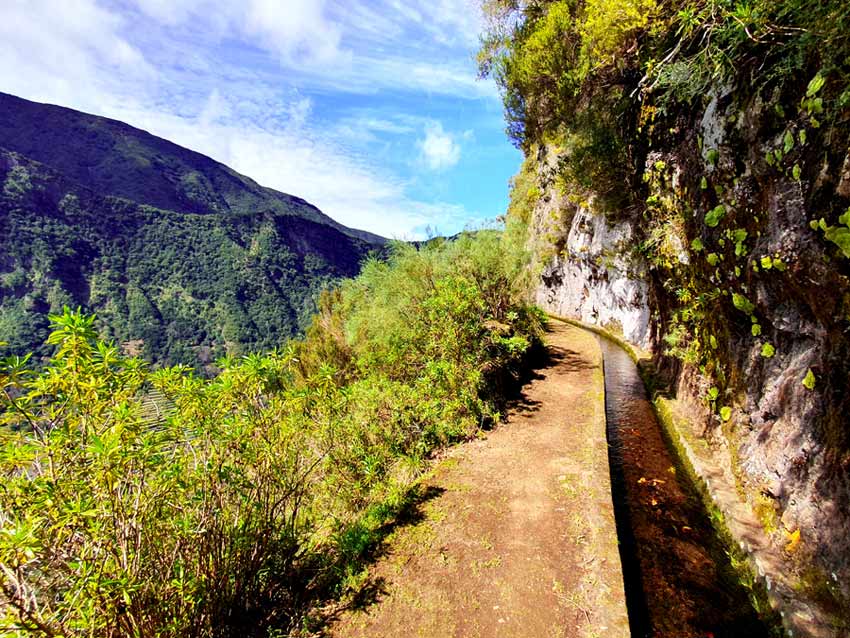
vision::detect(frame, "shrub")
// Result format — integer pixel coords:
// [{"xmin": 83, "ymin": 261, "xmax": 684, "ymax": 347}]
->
[{"xmin": 0, "ymin": 227, "xmax": 540, "ymax": 636}]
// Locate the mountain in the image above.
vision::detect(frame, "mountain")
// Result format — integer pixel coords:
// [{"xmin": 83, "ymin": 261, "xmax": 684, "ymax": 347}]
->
[{"xmin": 0, "ymin": 92, "xmax": 386, "ymax": 367}]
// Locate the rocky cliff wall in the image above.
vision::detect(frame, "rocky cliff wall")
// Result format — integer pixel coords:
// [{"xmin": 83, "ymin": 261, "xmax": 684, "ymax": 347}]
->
[
  {"xmin": 525, "ymin": 85, "xmax": 850, "ymax": 629},
  {"xmin": 535, "ymin": 207, "xmax": 652, "ymax": 349}
]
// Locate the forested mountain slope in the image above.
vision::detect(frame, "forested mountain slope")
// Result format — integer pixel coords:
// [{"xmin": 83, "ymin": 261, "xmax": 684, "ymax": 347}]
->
[
  {"xmin": 0, "ymin": 231, "xmax": 540, "ymax": 637},
  {"xmin": 0, "ymin": 93, "xmax": 385, "ymax": 365},
  {"xmin": 481, "ymin": 0, "xmax": 850, "ymax": 632}
]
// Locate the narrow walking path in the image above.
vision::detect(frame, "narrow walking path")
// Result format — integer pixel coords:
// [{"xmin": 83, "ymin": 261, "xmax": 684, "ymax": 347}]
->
[{"xmin": 328, "ymin": 322, "xmax": 629, "ymax": 638}]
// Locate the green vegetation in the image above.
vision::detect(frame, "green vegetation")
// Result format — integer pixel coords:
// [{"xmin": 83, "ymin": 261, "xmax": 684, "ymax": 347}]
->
[
  {"xmin": 0, "ymin": 151, "xmax": 379, "ymax": 368},
  {"xmin": 802, "ymin": 368, "xmax": 816, "ymax": 390},
  {"xmin": 0, "ymin": 94, "xmax": 384, "ymax": 369},
  {"xmin": 481, "ymin": 0, "xmax": 849, "ymax": 146},
  {"xmin": 705, "ymin": 205, "xmax": 726, "ymax": 228},
  {"xmin": 817, "ymin": 208, "xmax": 850, "ymax": 258},
  {"xmin": 0, "ymin": 228, "xmax": 539, "ymax": 636},
  {"xmin": 481, "ymin": 0, "xmax": 850, "ymax": 409}
]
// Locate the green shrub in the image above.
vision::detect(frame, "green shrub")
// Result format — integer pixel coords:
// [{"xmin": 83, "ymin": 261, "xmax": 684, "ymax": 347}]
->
[{"xmin": 0, "ymin": 227, "xmax": 540, "ymax": 636}]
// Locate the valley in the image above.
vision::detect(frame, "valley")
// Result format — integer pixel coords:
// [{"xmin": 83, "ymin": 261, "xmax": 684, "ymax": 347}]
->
[{"xmin": 0, "ymin": 93, "xmax": 384, "ymax": 366}]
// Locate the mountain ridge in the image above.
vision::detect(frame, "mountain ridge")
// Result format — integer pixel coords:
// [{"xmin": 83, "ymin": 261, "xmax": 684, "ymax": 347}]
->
[
  {"xmin": 0, "ymin": 91, "xmax": 385, "ymax": 245},
  {"xmin": 0, "ymin": 92, "xmax": 385, "ymax": 366}
]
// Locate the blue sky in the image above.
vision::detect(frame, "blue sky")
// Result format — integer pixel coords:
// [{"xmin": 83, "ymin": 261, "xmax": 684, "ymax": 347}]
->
[{"xmin": 0, "ymin": 0, "xmax": 521, "ymax": 239}]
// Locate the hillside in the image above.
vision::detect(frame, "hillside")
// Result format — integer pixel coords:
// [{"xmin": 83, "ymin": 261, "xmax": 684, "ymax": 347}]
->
[
  {"xmin": 0, "ymin": 231, "xmax": 541, "ymax": 637},
  {"xmin": 0, "ymin": 92, "xmax": 385, "ymax": 365}
]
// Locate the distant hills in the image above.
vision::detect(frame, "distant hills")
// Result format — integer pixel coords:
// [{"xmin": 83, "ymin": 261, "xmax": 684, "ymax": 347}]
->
[{"xmin": 0, "ymin": 92, "xmax": 385, "ymax": 367}]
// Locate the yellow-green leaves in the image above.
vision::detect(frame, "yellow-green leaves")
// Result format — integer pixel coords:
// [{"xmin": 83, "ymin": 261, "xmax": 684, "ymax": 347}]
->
[
  {"xmin": 811, "ymin": 208, "xmax": 850, "ymax": 258},
  {"xmin": 802, "ymin": 369, "xmax": 816, "ymax": 390},
  {"xmin": 806, "ymin": 72, "xmax": 826, "ymax": 97},
  {"xmin": 720, "ymin": 406, "xmax": 732, "ymax": 421},
  {"xmin": 824, "ymin": 210, "xmax": 850, "ymax": 258},
  {"xmin": 705, "ymin": 205, "xmax": 726, "ymax": 227},
  {"xmin": 783, "ymin": 130, "xmax": 795, "ymax": 154},
  {"xmin": 516, "ymin": 2, "xmax": 576, "ymax": 85},
  {"xmin": 761, "ymin": 342, "xmax": 776, "ymax": 358},
  {"xmin": 801, "ymin": 72, "xmax": 826, "ymax": 120},
  {"xmin": 785, "ymin": 528, "xmax": 801, "ymax": 553},
  {"xmin": 732, "ymin": 229, "xmax": 748, "ymax": 257},
  {"xmin": 732, "ymin": 293, "xmax": 755, "ymax": 315},
  {"xmin": 579, "ymin": 0, "xmax": 657, "ymax": 72}
]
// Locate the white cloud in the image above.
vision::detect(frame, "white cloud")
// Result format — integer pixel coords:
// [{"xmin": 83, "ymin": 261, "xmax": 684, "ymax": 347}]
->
[
  {"xmin": 0, "ymin": 0, "xmax": 499, "ymax": 238},
  {"xmin": 418, "ymin": 122, "xmax": 462, "ymax": 171},
  {"xmin": 408, "ymin": 0, "xmax": 485, "ymax": 48},
  {"xmin": 123, "ymin": 0, "xmax": 494, "ymax": 99},
  {"xmin": 131, "ymin": 0, "xmax": 347, "ymax": 68},
  {"xmin": 285, "ymin": 97, "xmax": 313, "ymax": 129},
  {"xmin": 198, "ymin": 88, "xmax": 231, "ymax": 128},
  {"xmin": 181, "ymin": 114, "xmax": 473, "ymax": 239},
  {"xmin": 130, "ymin": 0, "xmax": 203, "ymax": 26},
  {"xmin": 0, "ymin": 0, "xmax": 155, "ymax": 111},
  {"xmin": 243, "ymin": 0, "xmax": 346, "ymax": 67}
]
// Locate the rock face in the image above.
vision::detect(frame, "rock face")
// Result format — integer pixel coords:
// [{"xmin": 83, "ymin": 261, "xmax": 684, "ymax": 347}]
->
[
  {"xmin": 535, "ymin": 208, "xmax": 652, "ymax": 349},
  {"xmin": 526, "ymin": 82, "xmax": 850, "ymax": 626}
]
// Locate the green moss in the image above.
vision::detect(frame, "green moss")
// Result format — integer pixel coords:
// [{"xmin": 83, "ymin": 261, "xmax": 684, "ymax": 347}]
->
[
  {"xmin": 650, "ymin": 396, "xmax": 782, "ymax": 634},
  {"xmin": 753, "ymin": 494, "xmax": 780, "ymax": 535},
  {"xmin": 793, "ymin": 566, "xmax": 848, "ymax": 626}
]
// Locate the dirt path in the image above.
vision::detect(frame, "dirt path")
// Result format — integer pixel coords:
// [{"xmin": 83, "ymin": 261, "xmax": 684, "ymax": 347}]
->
[{"xmin": 328, "ymin": 322, "xmax": 629, "ymax": 638}]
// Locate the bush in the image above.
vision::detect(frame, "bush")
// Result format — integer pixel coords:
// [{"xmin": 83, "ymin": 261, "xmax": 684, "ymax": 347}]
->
[
  {"xmin": 0, "ymin": 227, "xmax": 541, "ymax": 636},
  {"xmin": 0, "ymin": 311, "xmax": 322, "ymax": 636}
]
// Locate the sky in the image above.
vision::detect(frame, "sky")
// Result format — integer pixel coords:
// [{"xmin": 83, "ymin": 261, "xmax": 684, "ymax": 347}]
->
[{"xmin": 0, "ymin": 0, "xmax": 522, "ymax": 239}]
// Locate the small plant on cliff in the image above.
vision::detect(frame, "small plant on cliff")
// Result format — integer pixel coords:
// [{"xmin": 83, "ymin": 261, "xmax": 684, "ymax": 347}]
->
[
  {"xmin": 810, "ymin": 209, "xmax": 850, "ymax": 259},
  {"xmin": 802, "ymin": 368, "xmax": 816, "ymax": 390}
]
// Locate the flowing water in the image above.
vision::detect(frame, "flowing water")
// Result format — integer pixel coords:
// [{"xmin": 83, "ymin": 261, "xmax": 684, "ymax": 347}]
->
[{"xmin": 598, "ymin": 336, "xmax": 771, "ymax": 638}]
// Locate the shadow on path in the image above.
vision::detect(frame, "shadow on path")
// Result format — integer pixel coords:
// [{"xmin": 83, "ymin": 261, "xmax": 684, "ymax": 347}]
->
[
  {"xmin": 311, "ymin": 484, "xmax": 446, "ymax": 631},
  {"xmin": 500, "ymin": 334, "xmax": 596, "ymax": 416}
]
